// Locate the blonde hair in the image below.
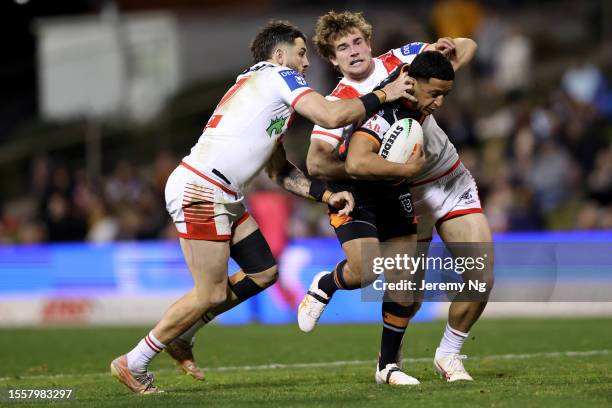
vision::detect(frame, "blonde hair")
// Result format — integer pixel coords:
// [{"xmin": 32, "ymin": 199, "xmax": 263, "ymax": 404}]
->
[{"xmin": 313, "ymin": 11, "xmax": 373, "ymax": 60}]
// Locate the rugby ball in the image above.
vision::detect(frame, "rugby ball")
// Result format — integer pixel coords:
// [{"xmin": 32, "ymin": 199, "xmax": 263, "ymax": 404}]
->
[{"xmin": 378, "ymin": 118, "xmax": 423, "ymax": 164}]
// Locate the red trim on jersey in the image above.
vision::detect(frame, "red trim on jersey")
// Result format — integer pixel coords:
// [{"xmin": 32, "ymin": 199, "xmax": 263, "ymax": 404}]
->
[
  {"xmin": 180, "ymin": 200, "xmax": 233, "ymax": 241},
  {"xmin": 204, "ymin": 114, "xmax": 223, "ymax": 130},
  {"xmin": 311, "ymin": 130, "xmax": 342, "ymax": 141},
  {"xmin": 184, "ymin": 202, "xmax": 215, "ymax": 219},
  {"xmin": 179, "ymin": 231, "xmax": 232, "ymax": 241},
  {"xmin": 183, "ymin": 192, "xmax": 215, "ymax": 202},
  {"xmin": 217, "ymin": 77, "xmax": 249, "ymax": 109},
  {"xmin": 180, "ymin": 162, "xmax": 237, "ymax": 197},
  {"xmin": 330, "ymin": 83, "xmax": 361, "ymax": 99},
  {"xmin": 412, "ymin": 159, "xmax": 461, "ymax": 187},
  {"xmin": 436, "ymin": 208, "xmax": 484, "ymax": 227},
  {"xmin": 232, "ymin": 211, "xmax": 250, "ymax": 229},
  {"xmin": 377, "ymin": 51, "xmax": 403, "ymax": 73},
  {"xmin": 291, "ymin": 89, "xmax": 315, "ymax": 108},
  {"xmin": 184, "ymin": 185, "xmax": 214, "ymax": 198},
  {"xmin": 287, "ymin": 112, "xmax": 295, "ymax": 129}
]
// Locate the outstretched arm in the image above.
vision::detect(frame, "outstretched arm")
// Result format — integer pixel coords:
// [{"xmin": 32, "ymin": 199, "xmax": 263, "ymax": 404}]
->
[
  {"xmin": 266, "ymin": 144, "xmax": 354, "ymax": 215},
  {"xmin": 294, "ymin": 72, "xmax": 416, "ymax": 129}
]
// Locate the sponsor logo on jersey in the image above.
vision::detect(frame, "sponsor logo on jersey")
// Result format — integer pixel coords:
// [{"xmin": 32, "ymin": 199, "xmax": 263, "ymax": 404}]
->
[
  {"xmin": 279, "ymin": 69, "xmax": 308, "ymax": 91},
  {"xmin": 401, "ymin": 42, "xmax": 424, "ymax": 56},
  {"xmin": 365, "ymin": 119, "xmax": 381, "ymax": 134},
  {"xmin": 266, "ymin": 116, "xmax": 287, "ymax": 137},
  {"xmin": 380, "ymin": 124, "xmax": 405, "ymax": 158},
  {"xmin": 459, "ymin": 189, "xmax": 473, "ymax": 201}
]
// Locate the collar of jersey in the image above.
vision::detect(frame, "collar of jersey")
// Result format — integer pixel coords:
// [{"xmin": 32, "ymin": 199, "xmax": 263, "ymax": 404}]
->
[{"xmin": 241, "ymin": 62, "xmax": 276, "ymax": 76}]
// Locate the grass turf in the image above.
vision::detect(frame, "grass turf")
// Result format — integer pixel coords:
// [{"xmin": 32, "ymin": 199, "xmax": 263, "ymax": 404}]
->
[{"xmin": 0, "ymin": 318, "xmax": 610, "ymax": 407}]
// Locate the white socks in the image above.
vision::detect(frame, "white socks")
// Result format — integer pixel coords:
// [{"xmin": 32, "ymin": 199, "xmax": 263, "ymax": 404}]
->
[
  {"xmin": 436, "ymin": 323, "xmax": 469, "ymax": 357},
  {"xmin": 126, "ymin": 331, "xmax": 166, "ymax": 374},
  {"xmin": 178, "ymin": 312, "xmax": 215, "ymax": 344}
]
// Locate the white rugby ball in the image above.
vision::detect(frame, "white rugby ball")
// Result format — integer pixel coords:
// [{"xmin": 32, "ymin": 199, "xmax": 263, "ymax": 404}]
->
[{"xmin": 378, "ymin": 118, "xmax": 423, "ymax": 164}]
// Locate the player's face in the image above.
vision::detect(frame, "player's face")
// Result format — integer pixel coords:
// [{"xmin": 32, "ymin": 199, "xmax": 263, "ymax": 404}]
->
[
  {"xmin": 329, "ymin": 28, "xmax": 373, "ymax": 81},
  {"xmin": 413, "ymin": 78, "xmax": 453, "ymax": 115},
  {"xmin": 284, "ymin": 37, "xmax": 310, "ymax": 76}
]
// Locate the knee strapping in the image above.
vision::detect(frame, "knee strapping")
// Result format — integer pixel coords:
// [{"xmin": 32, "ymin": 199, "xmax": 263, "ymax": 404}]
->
[
  {"xmin": 228, "ymin": 273, "xmax": 265, "ymax": 302},
  {"xmin": 230, "ymin": 229, "xmax": 276, "ymax": 274}
]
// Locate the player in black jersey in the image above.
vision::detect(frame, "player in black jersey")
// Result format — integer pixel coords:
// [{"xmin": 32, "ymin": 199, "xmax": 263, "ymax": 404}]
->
[{"xmin": 299, "ymin": 51, "xmax": 456, "ymax": 385}]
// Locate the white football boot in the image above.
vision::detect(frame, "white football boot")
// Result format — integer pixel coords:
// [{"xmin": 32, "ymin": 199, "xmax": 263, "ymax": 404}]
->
[
  {"xmin": 433, "ymin": 349, "xmax": 474, "ymax": 382},
  {"xmin": 297, "ymin": 271, "xmax": 331, "ymax": 332},
  {"xmin": 375, "ymin": 363, "xmax": 420, "ymax": 385}
]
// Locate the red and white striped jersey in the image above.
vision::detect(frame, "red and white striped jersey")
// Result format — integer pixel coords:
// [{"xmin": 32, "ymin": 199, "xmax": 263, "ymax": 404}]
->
[
  {"xmin": 183, "ymin": 62, "xmax": 313, "ymax": 195},
  {"xmin": 311, "ymin": 42, "xmax": 459, "ymax": 184}
]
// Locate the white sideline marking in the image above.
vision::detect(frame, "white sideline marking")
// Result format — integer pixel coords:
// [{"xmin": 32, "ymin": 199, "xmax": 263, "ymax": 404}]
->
[{"xmin": 0, "ymin": 349, "xmax": 608, "ymax": 382}]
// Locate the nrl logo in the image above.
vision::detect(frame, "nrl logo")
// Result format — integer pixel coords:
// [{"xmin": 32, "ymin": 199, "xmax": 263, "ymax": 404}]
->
[
  {"xmin": 398, "ymin": 192, "xmax": 413, "ymax": 213},
  {"xmin": 266, "ymin": 116, "xmax": 286, "ymax": 137}
]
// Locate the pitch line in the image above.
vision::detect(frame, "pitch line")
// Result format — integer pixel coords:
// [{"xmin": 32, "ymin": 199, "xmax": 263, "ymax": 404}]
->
[{"xmin": 0, "ymin": 349, "xmax": 608, "ymax": 382}]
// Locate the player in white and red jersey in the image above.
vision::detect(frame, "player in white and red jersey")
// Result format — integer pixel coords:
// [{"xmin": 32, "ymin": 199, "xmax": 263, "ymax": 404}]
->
[
  {"xmin": 109, "ymin": 20, "xmax": 417, "ymax": 394},
  {"xmin": 298, "ymin": 11, "xmax": 494, "ymax": 384}
]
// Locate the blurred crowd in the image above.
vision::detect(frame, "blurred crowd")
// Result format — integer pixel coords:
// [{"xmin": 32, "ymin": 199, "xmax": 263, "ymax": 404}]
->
[
  {"xmin": 439, "ymin": 62, "xmax": 612, "ymax": 232},
  {"xmin": 0, "ymin": 0, "xmax": 610, "ymax": 244},
  {"xmin": 0, "ymin": 152, "xmax": 178, "ymax": 244},
  {"xmin": 430, "ymin": 0, "xmax": 612, "ymax": 232}
]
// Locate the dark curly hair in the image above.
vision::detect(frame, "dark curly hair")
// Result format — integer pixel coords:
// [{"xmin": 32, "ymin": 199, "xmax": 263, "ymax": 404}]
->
[{"xmin": 250, "ymin": 20, "xmax": 306, "ymax": 63}]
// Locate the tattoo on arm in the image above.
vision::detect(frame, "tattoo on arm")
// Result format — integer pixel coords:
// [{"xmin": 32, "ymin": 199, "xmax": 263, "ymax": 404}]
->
[
  {"xmin": 266, "ymin": 144, "xmax": 319, "ymax": 200},
  {"xmin": 274, "ymin": 162, "xmax": 313, "ymax": 199}
]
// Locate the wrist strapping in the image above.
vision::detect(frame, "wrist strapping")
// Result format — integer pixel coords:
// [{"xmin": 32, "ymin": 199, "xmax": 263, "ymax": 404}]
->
[
  {"xmin": 309, "ymin": 179, "xmax": 327, "ymax": 202},
  {"xmin": 359, "ymin": 92, "xmax": 382, "ymax": 118}
]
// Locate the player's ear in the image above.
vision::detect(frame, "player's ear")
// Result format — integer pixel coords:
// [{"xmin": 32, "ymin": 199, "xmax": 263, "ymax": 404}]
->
[
  {"xmin": 272, "ymin": 47, "xmax": 285, "ymax": 65},
  {"xmin": 329, "ymin": 54, "xmax": 338, "ymax": 68}
]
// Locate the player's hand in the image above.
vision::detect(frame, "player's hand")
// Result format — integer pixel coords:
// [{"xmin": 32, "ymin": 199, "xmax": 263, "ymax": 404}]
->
[
  {"xmin": 381, "ymin": 71, "xmax": 417, "ymax": 104},
  {"xmin": 403, "ymin": 143, "xmax": 426, "ymax": 177},
  {"xmin": 434, "ymin": 37, "xmax": 456, "ymax": 59},
  {"xmin": 326, "ymin": 191, "xmax": 355, "ymax": 216}
]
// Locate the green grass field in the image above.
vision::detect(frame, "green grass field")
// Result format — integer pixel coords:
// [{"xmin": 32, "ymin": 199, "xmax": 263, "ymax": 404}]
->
[{"xmin": 0, "ymin": 318, "xmax": 610, "ymax": 407}]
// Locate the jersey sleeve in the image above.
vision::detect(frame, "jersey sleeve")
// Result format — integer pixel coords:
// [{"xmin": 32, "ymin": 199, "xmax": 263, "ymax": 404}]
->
[
  {"xmin": 354, "ymin": 112, "xmax": 391, "ymax": 148},
  {"xmin": 391, "ymin": 42, "xmax": 431, "ymax": 64},
  {"xmin": 311, "ymin": 124, "xmax": 345, "ymax": 146},
  {"xmin": 308, "ymin": 95, "xmax": 343, "ymax": 146},
  {"xmin": 270, "ymin": 68, "xmax": 314, "ymax": 108}
]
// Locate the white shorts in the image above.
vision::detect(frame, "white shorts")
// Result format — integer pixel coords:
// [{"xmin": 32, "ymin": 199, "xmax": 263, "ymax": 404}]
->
[
  {"xmin": 165, "ymin": 162, "xmax": 249, "ymax": 241},
  {"xmin": 411, "ymin": 160, "xmax": 483, "ymax": 240}
]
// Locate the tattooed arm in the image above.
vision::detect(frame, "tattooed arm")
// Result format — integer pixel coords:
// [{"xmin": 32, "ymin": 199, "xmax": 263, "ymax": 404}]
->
[{"xmin": 265, "ymin": 144, "xmax": 355, "ymax": 215}]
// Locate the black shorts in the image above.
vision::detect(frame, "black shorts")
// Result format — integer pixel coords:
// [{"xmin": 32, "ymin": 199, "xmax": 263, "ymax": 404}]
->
[{"xmin": 328, "ymin": 184, "xmax": 417, "ymax": 244}]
